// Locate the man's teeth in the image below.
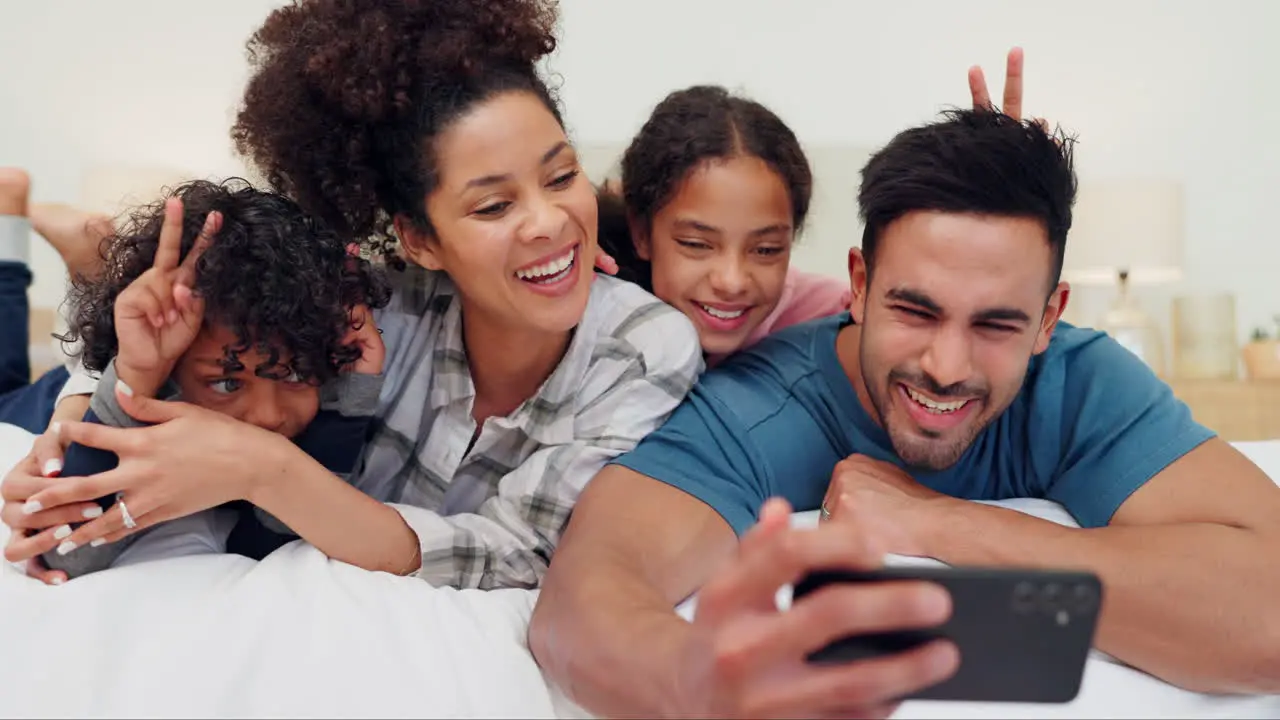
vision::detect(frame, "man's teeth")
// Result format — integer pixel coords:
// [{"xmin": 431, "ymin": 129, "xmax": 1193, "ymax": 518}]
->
[
  {"xmin": 699, "ymin": 304, "xmax": 746, "ymax": 320},
  {"xmin": 516, "ymin": 248, "xmax": 575, "ymax": 282},
  {"xmin": 906, "ymin": 387, "xmax": 969, "ymax": 414}
]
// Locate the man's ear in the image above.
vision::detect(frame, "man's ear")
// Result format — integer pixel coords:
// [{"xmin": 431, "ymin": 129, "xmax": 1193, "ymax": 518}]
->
[
  {"xmin": 627, "ymin": 214, "xmax": 652, "ymax": 261},
  {"xmin": 1034, "ymin": 281, "xmax": 1070, "ymax": 354},
  {"xmin": 848, "ymin": 247, "xmax": 869, "ymax": 324},
  {"xmin": 393, "ymin": 215, "xmax": 443, "ymax": 271}
]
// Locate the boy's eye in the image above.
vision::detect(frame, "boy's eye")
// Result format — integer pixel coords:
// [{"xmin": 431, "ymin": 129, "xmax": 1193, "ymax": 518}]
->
[
  {"xmin": 209, "ymin": 378, "xmax": 244, "ymax": 395},
  {"xmin": 284, "ymin": 370, "xmax": 306, "ymax": 385}
]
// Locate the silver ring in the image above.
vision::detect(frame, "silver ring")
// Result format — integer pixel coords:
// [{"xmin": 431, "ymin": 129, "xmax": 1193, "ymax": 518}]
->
[
  {"xmin": 820, "ymin": 503, "xmax": 832, "ymax": 522},
  {"xmin": 118, "ymin": 498, "xmax": 137, "ymax": 529}
]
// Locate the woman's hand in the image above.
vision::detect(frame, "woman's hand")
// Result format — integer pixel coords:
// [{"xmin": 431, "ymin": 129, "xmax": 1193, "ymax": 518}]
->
[
  {"xmin": 18, "ymin": 384, "xmax": 286, "ymax": 553},
  {"xmin": 113, "ymin": 198, "xmax": 219, "ymax": 397},
  {"xmin": 1, "ymin": 394, "xmax": 96, "ymax": 585}
]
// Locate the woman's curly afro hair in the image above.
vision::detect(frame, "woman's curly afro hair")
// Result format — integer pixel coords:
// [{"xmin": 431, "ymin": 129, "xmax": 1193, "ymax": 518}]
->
[
  {"xmin": 63, "ymin": 178, "xmax": 391, "ymax": 385},
  {"xmin": 232, "ymin": 0, "xmax": 563, "ymax": 264}
]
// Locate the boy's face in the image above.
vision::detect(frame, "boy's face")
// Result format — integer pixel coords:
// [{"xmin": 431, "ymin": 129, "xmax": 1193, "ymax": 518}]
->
[{"xmin": 172, "ymin": 324, "xmax": 320, "ymax": 439}]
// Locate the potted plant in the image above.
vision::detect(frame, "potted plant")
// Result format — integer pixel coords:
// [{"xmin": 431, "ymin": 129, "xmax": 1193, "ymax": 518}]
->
[{"xmin": 1242, "ymin": 315, "xmax": 1280, "ymax": 380}]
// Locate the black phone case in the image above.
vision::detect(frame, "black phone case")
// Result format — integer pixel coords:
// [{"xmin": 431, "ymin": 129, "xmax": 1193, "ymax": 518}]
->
[{"xmin": 793, "ymin": 566, "xmax": 1103, "ymax": 704}]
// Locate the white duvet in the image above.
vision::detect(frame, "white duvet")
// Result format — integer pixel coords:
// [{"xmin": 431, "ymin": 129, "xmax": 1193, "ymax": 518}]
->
[{"xmin": 1, "ymin": 421, "xmax": 1278, "ymax": 719}]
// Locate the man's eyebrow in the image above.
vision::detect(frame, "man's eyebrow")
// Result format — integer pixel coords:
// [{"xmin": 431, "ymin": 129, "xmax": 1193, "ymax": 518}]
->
[{"xmin": 886, "ymin": 287, "xmax": 942, "ymax": 315}]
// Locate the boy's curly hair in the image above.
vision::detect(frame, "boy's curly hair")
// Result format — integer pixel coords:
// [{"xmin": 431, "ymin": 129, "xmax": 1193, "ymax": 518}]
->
[
  {"xmin": 62, "ymin": 178, "xmax": 391, "ymax": 384},
  {"xmin": 231, "ymin": 0, "xmax": 561, "ymax": 265}
]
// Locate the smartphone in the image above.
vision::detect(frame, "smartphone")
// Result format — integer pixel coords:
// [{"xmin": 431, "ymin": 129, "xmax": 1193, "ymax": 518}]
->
[{"xmin": 793, "ymin": 565, "xmax": 1103, "ymax": 704}]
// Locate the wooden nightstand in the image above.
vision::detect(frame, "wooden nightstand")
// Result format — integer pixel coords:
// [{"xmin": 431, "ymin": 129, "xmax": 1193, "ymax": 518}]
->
[{"xmin": 1166, "ymin": 379, "xmax": 1280, "ymax": 442}]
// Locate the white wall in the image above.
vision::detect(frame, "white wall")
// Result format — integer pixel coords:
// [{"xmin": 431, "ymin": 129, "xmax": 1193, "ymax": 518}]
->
[{"xmin": 2, "ymin": 0, "xmax": 1277, "ymax": 342}]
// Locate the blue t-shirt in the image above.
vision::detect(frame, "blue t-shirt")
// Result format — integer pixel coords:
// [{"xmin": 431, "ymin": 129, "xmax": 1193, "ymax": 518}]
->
[{"xmin": 612, "ymin": 313, "xmax": 1214, "ymax": 535}]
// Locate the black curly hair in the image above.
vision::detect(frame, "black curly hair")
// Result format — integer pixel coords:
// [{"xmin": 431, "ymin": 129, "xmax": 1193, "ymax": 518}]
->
[
  {"xmin": 231, "ymin": 0, "xmax": 563, "ymax": 266},
  {"xmin": 597, "ymin": 85, "xmax": 813, "ymax": 293},
  {"xmin": 61, "ymin": 178, "xmax": 391, "ymax": 385}
]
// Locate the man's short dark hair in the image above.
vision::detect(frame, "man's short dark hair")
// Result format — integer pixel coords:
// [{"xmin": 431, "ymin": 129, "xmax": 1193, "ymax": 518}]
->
[{"xmin": 857, "ymin": 108, "xmax": 1077, "ymax": 285}]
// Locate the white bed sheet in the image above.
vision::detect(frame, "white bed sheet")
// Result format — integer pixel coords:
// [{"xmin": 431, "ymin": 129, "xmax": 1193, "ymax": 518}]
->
[{"xmin": 1, "ymin": 423, "xmax": 1278, "ymax": 718}]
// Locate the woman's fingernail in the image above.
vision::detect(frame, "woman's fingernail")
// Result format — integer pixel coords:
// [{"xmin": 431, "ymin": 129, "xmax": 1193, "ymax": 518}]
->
[
  {"xmin": 56, "ymin": 540, "xmax": 76, "ymax": 555},
  {"xmin": 49, "ymin": 576, "xmax": 65, "ymax": 586},
  {"xmin": 90, "ymin": 538, "xmax": 106, "ymax": 547},
  {"xmin": 21, "ymin": 500, "xmax": 42, "ymax": 515},
  {"xmin": 53, "ymin": 524, "xmax": 72, "ymax": 540},
  {"xmin": 42, "ymin": 458, "xmax": 62, "ymax": 477},
  {"xmin": 83, "ymin": 506, "xmax": 103, "ymax": 519},
  {"xmin": 116, "ymin": 379, "xmax": 134, "ymax": 397}
]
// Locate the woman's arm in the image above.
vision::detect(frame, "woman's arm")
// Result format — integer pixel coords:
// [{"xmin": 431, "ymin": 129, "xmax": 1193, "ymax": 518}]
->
[
  {"xmin": 22, "ymin": 388, "xmax": 417, "ymax": 575},
  {"xmin": 249, "ymin": 437, "xmax": 421, "ymax": 575}
]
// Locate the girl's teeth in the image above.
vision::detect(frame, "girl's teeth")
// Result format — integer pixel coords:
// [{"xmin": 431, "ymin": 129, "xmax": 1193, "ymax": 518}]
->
[{"xmin": 700, "ymin": 304, "xmax": 746, "ymax": 320}]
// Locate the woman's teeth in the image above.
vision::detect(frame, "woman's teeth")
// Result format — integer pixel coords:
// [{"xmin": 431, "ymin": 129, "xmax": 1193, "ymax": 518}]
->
[
  {"xmin": 516, "ymin": 247, "xmax": 576, "ymax": 283},
  {"xmin": 698, "ymin": 303, "xmax": 746, "ymax": 320},
  {"xmin": 906, "ymin": 386, "xmax": 969, "ymax": 414}
]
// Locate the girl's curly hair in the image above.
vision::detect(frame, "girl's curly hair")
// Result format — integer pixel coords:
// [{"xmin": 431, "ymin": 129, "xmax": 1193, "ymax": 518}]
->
[
  {"xmin": 61, "ymin": 178, "xmax": 391, "ymax": 385},
  {"xmin": 598, "ymin": 85, "xmax": 813, "ymax": 293},
  {"xmin": 231, "ymin": 0, "xmax": 562, "ymax": 265}
]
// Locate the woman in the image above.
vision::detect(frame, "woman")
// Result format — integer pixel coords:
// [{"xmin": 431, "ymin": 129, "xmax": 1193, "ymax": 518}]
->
[{"xmin": 2, "ymin": 0, "xmax": 702, "ymax": 589}]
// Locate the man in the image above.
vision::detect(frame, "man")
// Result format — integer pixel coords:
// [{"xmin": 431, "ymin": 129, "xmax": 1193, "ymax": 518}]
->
[{"xmin": 530, "ymin": 108, "xmax": 1280, "ymax": 718}]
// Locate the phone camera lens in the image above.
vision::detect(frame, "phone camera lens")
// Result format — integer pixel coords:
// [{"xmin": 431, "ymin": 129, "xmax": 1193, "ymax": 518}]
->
[
  {"xmin": 1040, "ymin": 582, "xmax": 1063, "ymax": 612},
  {"xmin": 1071, "ymin": 583, "xmax": 1096, "ymax": 612},
  {"xmin": 1012, "ymin": 581, "xmax": 1036, "ymax": 612}
]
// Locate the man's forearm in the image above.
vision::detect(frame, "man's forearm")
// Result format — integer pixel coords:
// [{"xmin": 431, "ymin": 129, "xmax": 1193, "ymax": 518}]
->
[
  {"xmin": 921, "ymin": 500, "xmax": 1280, "ymax": 693},
  {"xmin": 531, "ymin": 570, "xmax": 694, "ymax": 718}
]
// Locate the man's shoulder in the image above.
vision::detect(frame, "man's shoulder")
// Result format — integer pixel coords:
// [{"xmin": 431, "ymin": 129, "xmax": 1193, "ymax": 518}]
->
[
  {"xmin": 696, "ymin": 314, "xmax": 843, "ymax": 431},
  {"xmin": 1029, "ymin": 321, "xmax": 1156, "ymax": 392}
]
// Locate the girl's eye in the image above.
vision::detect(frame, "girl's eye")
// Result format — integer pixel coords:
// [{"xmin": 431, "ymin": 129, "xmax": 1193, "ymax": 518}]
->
[{"xmin": 549, "ymin": 169, "xmax": 580, "ymax": 188}]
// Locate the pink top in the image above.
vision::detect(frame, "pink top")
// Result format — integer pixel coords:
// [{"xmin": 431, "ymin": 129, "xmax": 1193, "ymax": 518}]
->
[
  {"xmin": 746, "ymin": 269, "xmax": 852, "ymax": 346},
  {"xmin": 706, "ymin": 269, "xmax": 852, "ymax": 366}
]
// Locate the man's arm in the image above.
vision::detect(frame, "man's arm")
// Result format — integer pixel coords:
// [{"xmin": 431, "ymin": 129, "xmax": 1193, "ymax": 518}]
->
[
  {"xmin": 916, "ymin": 437, "xmax": 1280, "ymax": 694},
  {"xmin": 532, "ymin": 466, "xmax": 961, "ymax": 719},
  {"xmin": 531, "ymin": 465, "xmax": 738, "ymax": 717}
]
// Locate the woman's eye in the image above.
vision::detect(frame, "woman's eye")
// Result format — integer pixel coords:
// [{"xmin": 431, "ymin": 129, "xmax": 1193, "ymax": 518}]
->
[{"xmin": 474, "ymin": 201, "xmax": 511, "ymax": 217}]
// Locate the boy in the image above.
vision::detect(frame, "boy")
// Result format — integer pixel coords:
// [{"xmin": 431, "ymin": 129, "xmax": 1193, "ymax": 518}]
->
[{"xmin": 39, "ymin": 178, "xmax": 390, "ymax": 578}]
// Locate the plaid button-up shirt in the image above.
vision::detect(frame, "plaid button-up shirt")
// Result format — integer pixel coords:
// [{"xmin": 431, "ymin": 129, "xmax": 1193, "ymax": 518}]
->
[{"xmin": 356, "ymin": 268, "xmax": 704, "ymax": 589}]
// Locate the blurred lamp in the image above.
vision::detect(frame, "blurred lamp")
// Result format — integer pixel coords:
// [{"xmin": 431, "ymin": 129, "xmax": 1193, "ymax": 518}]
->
[{"xmin": 1062, "ymin": 179, "xmax": 1184, "ymax": 376}]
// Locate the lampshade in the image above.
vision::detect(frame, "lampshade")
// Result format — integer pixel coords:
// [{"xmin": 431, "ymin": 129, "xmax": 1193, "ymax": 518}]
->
[
  {"xmin": 1062, "ymin": 179, "xmax": 1184, "ymax": 286},
  {"xmin": 80, "ymin": 165, "xmax": 197, "ymax": 216}
]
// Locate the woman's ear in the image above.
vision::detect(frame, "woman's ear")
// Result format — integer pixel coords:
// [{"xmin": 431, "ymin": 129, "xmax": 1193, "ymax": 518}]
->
[{"xmin": 393, "ymin": 215, "xmax": 443, "ymax": 271}]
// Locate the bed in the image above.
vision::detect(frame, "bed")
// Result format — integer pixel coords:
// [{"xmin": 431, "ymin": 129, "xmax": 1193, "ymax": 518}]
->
[{"xmin": 2, "ymin": 422, "xmax": 1278, "ymax": 718}]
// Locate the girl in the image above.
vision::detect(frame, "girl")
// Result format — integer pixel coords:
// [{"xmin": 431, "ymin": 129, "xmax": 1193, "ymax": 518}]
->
[
  {"xmin": 597, "ymin": 86, "xmax": 849, "ymax": 366},
  {"xmin": 5, "ymin": 0, "xmax": 702, "ymax": 590}
]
